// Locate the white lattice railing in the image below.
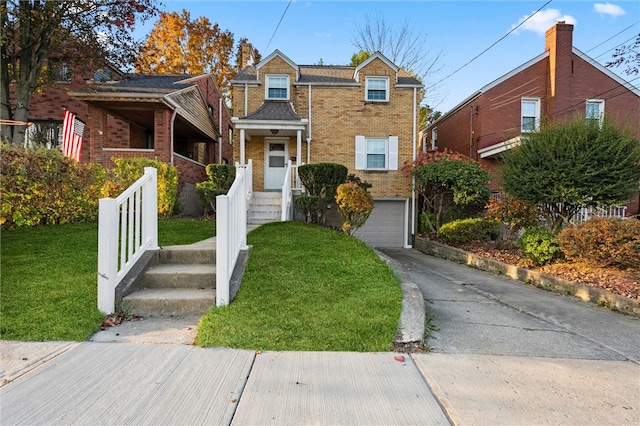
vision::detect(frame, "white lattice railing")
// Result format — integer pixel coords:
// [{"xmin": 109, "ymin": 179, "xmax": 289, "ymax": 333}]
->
[
  {"xmin": 216, "ymin": 160, "xmax": 252, "ymax": 306},
  {"xmin": 570, "ymin": 205, "xmax": 628, "ymax": 224},
  {"xmin": 97, "ymin": 167, "xmax": 158, "ymax": 314}
]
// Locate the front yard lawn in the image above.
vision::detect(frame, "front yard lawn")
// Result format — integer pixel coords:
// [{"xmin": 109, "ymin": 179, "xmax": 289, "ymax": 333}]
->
[
  {"xmin": 1, "ymin": 219, "xmax": 215, "ymax": 341},
  {"xmin": 196, "ymin": 221, "xmax": 402, "ymax": 352}
]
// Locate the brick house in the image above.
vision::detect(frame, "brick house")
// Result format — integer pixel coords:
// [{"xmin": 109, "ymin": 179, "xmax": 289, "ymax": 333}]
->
[
  {"xmin": 21, "ymin": 62, "xmax": 233, "ymax": 215},
  {"xmin": 230, "ymin": 46, "xmax": 423, "ymax": 247},
  {"xmin": 425, "ymin": 21, "xmax": 640, "ymax": 216}
]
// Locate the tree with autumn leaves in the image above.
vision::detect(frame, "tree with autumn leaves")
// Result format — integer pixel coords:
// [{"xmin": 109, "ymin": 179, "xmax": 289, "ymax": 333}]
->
[
  {"xmin": 135, "ymin": 9, "xmax": 236, "ymax": 90},
  {"xmin": 1, "ymin": 0, "xmax": 159, "ymax": 146}
]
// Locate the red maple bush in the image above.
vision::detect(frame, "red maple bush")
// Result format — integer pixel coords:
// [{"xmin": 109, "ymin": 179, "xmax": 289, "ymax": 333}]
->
[{"xmin": 558, "ymin": 218, "xmax": 640, "ymax": 269}]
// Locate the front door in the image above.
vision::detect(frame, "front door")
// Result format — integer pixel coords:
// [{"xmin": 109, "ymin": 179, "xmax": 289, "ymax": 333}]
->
[{"xmin": 264, "ymin": 139, "xmax": 288, "ymax": 190}]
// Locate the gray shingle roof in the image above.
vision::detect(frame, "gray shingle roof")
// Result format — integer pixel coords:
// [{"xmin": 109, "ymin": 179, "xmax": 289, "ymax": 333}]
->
[
  {"xmin": 88, "ymin": 74, "xmax": 197, "ymax": 94},
  {"xmin": 240, "ymin": 101, "xmax": 301, "ymax": 121},
  {"xmin": 230, "ymin": 64, "xmax": 422, "ymax": 87}
]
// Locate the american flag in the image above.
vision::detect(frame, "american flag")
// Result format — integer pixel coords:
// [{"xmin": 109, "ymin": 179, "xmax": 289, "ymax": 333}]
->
[{"xmin": 62, "ymin": 109, "xmax": 85, "ymax": 161}]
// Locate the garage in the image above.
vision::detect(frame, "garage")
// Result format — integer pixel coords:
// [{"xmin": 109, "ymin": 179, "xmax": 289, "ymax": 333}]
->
[{"xmin": 354, "ymin": 199, "xmax": 408, "ymax": 248}]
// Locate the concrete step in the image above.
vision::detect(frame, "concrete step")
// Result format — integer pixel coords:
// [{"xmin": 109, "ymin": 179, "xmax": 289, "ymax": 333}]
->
[
  {"xmin": 123, "ymin": 288, "xmax": 216, "ymax": 317},
  {"xmin": 159, "ymin": 241, "xmax": 215, "ymax": 265},
  {"xmin": 143, "ymin": 264, "xmax": 215, "ymax": 289}
]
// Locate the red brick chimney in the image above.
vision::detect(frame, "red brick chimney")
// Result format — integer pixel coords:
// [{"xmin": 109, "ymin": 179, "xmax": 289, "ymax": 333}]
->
[{"xmin": 545, "ymin": 21, "xmax": 574, "ymax": 119}]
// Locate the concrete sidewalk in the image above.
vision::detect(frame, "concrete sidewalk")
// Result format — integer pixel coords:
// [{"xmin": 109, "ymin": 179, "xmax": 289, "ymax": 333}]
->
[{"xmin": 1, "ymin": 341, "xmax": 450, "ymax": 425}]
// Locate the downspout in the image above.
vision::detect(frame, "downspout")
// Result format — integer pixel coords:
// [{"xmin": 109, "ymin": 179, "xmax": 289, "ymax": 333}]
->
[
  {"xmin": 306, "ymin": 84, "xmax": 312, "ymax": 163},
  {"xmin": 409, "ymin": 87, "xmax": 417, "ymax": 249},
  {"xmin": 244, "ymin": 83, "xmax": 248, "ymax": 117},
  {"xmin": 219, "ymin": 97, "xmax": 223, "ymax": 164},
  {"xmin": 164, "ymin": 97, "xmax": 180, "ymax": 166},
  {"xmin": 469, "ymin": 105, "xmax": 474, "ymax": 158}
]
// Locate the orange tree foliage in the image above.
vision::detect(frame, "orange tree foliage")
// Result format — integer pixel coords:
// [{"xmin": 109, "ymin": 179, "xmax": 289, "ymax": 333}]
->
[
  {"xmin": 402, "ymin": 148, "xmax": 491, "ymax": 233},
  {"xmin": 485, "ymin": 194, "xmax": 539, "ymax": 243},
  {"xmin": 335, "ymin": 182, "xmax": 374, "ymax": 236},
  {"xmin": 135, "ymin": 9, "xmax": 235, "ymax": 89}
]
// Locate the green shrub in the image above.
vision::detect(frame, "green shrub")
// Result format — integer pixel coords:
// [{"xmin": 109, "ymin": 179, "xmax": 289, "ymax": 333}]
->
[
  {"xmin": 517, "ymin": 227, "xmax": 562, "ymax": 265},
  {"xmin": 196, "ymin": 164, "xmax": 236, "ymax": 216},
  {"xmin": 298, "ymin": 163, "xmax": 348, "ymax": 224},
  {"xmin": 102, "ymin": 157, "xmax": 179, "ymax": 217},
  {"xmin": 438, "ymin": 218, "xmax": 499, "ymax": 243},
  {"xmin": 1, "ymin": 144, "xmax": 106, "ymax": 228},
  {"xmin": 294, "ymin": 195, "xmax": 319, "ymax": 223},
  {"xmin": 558, "ymin": 218, "xmax": 640, "ymax": 269},
  {"xmin": 335, "ymin": 182, "xmax": 374, "ymax": 235}
]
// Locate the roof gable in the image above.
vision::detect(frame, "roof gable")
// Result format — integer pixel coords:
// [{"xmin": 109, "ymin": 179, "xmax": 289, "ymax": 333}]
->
[
  {"xmin": 354, "ymin": 52, "xmax": 399, "ymax": 80},
  {"xmin": 573, "ymin": 47, "xmax": 640, "ymax": 97},
  {"xmin": 257, "ymin": 49, "xmax": 300, "ymax": 80}
]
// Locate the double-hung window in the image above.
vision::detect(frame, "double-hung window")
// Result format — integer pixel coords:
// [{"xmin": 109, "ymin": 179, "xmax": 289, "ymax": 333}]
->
[
  {"xmin": 355, "ymin": 135, "xmax": 398, "ymax": 171},
  {"xmin": 586, "ymin": 99, "xmax": 604, "ymax": 127},
  {"xmin": 365, "ymin": 76, "xmax": 389, "ymax": 102},
  {"xmin": 266, "ymin": 75, "xmax": 289, "ymax": 100},
  {"xmin": 521, "ymin": 98, "xmax": 540, "ymax": 132}
]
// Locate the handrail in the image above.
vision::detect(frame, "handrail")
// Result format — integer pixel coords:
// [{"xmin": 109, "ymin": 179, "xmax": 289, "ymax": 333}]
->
[
  {"xmin": 97, "ymin": 167, "xmax": 158, "ymax": 314},
  {"xmin": 281, "ymin": 161, "xmax": 293, "ymax": 221},
  {"xmin": 216, "ymin": 159, "xmax": 251, "ymax": 306}
]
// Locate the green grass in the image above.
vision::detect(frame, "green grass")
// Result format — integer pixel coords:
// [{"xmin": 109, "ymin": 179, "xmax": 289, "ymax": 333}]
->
[
  {"xmin": 196, "ymin": 221, "xmax": 402, "ymax": 352},
  {"xmin": 1, "ymin": 219, "xmax": 215, "ymax": 341}
]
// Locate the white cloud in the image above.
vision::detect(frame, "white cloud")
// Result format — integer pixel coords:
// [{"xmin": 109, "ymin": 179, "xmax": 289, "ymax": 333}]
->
[
  {"xmin": 512, "ymin": 9, "xmax": 577, "ymax": 36},
  {"xmin": 593, "ymin": 3, "xmax": 626, "ymax": 17}
]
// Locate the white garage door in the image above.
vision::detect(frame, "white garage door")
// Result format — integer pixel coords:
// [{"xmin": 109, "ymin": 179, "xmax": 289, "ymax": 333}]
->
[{"xmin": 354, "ymin": 199, "xmax": 406, "ymax": 248}]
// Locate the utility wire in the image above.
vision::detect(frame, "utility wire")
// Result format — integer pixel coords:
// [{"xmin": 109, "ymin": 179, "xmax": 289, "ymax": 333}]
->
[
  {"xmin": 265, "ymin": 0, "xmax": 293, "ymax": 52},
  {"xmin": 584, "ymin": 21, "xmax": 639, "ymax": 54},
  {"xmin": 433, "ymin": 0, "xmax": 552, "ymax": 86}
]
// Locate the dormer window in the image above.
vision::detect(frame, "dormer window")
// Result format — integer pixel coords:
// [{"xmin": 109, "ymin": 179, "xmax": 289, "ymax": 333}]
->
[
  {"xmin": 266, "ymin": 75, "xmax": 289, "ymax": 100},
  {"xmin": 365, "ymin": 76, "xmax": 389, "ymax": 102}
]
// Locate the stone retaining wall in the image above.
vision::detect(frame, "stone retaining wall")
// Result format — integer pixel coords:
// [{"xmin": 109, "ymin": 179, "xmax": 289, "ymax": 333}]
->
[{"xmin": 414, "ymin": 237, "xmax": 640, "ymax": 317}]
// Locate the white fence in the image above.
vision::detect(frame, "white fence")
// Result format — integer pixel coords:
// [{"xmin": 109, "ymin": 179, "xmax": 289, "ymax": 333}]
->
[
  {"xmin": 97, "ymin": 167, "xmax": 158, "ymax": 314},
  {"xmin": 570, "ymin": 205, "xmax": 628, "ymax": 224},
  {"xmin": 216, "ymin": 160, "xmax": 252, "ymax": 306}
]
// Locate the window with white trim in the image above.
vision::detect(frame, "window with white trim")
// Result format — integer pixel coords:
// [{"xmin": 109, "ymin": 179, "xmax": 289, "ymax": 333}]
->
[
  {"xmin": 266, "ymin": 75, "xmax": 289, "ymax": 100},
  {"xmin": 355, "ymin": 135, "xmax": 398, "ymax": 171},
  {"xmin": 521, "ymin": 98, "xmax": 541, "ymax": 132},
  {"xmin": 586, "ymin": 99, "xmax": 605, "ymax": 127},
  {"xmin": 431, "ymin": 127, "xmax": 437, "ymax": 150},
  {"xmin": 365, "ymin": 76, "xmax": 389, "ymax": 102}
]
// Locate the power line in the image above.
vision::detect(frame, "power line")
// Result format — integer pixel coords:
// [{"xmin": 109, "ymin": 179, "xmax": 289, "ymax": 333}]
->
[
  {"xmin": 265, "ymin": 0, "xmax": 293, "ymax": 53},
  {"xmin": 433, "ymin": 0, "xmax": 552, "ymax": 87},
  {"xmin": 584, "ymin": 21, "xmax": 639, "ymax": 54}
]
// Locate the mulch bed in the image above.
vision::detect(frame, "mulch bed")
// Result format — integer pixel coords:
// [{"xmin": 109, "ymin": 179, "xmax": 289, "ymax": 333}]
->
[{"xmin": 432, "ymin": 238, "xmax": 640, "ymax": 301}]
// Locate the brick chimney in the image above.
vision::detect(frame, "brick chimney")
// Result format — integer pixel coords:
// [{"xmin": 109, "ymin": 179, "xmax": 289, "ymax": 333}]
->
[
  {"xmin": 240, "ymin": 41, "xmax": 256, "ymax": 68},
  {"xmin": 545, "ymin": 21, "xmax": 574, "ymax": 119}
]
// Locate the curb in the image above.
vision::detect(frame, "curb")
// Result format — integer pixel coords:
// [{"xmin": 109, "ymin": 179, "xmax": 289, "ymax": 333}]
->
[
  {"xmin": 376, "ymin": 250, "xmax": 426, "ymax": 349},
  {"xmin": 414, "ymin": 237, "xmax": 640, "ymax": 317}
]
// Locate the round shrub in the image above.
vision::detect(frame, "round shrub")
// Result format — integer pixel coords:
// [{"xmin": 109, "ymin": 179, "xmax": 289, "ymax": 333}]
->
[
  {"xmin": 438, "ymin": 218, "xmax": 499, "ymax": 243},
  {"xmin": 335, "ymin": 182, "xmax": 374, "ymax": 236},
  {"xmin": 517, "ymin": 227, "xmax": 562, "ymax": 266},
  {"xmin": 558, "ymin": 217, "xmax": 640, "ymax": 269}
]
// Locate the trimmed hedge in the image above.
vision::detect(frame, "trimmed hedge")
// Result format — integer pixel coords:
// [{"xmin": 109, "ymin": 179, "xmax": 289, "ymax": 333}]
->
[
  {"xmin": 517, "ymin": 227, "xmax": 562, "ymax": 266},
  {"xmin": 1, "ymin": 144, "xmax": 105, "ymax": 228},
  {"xmin": 559, "ymin": 217, "xmax": 640, "ymax": 269},
  {"xmin": 438, "ymin": 218, "xmax": 499, "ymax": 243}
]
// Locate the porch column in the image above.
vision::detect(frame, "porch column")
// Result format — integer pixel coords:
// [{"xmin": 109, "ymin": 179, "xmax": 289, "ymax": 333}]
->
[
  {"xmin": 296, "ymin": 130, "xmax": 302, "ymax": 166},
  {"xmin": 240, "ymin": 128, "xmax": 246, "ymax": 165}
]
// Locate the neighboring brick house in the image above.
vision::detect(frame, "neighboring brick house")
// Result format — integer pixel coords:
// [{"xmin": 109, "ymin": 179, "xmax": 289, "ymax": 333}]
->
[
  {"xmin": 426, "ymin": 21, "xmax": 640, "ymax": 216},
  {"xmin": 20, "ymin": 61, "xmax": 233, "ymax": 215},
  {"xmin": 230, "ymin": 46, "xmax": 423, "ymax": 247}
]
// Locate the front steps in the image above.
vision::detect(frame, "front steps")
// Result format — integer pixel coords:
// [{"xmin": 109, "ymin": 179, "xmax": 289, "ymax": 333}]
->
[
  {"xmin": 248, "ymin": 192, "xmax": 282, "ymax": 224},
  {"xmin": 123, "ymin": 239, "xmax": 216, "ymax": 317}
]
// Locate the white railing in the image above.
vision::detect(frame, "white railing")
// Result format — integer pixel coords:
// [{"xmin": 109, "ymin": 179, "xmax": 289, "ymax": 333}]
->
[
  {"xmin": 570, "ymin": 205, "xmax": 628, "ymax": 224},
  {"xmin": 97, "ymin": 167, "xmax": 158, "ymax": 314},
  {"xmin": 281, "ymin": 161, "xmax": 293, "ymax": 221},
  {"xmin": 216, "ymin": 160, "xmax": 252, "ymax": 306}
]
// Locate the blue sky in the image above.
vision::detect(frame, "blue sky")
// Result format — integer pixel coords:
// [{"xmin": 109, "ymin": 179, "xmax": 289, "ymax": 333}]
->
[{"xmin": 137, "ymin": 1, "xmax": 640, "ymax": 113}]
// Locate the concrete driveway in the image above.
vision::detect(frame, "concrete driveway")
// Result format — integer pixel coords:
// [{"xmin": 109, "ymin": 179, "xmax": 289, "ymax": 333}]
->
[{"xmin": 380, "ymin": 247, "xmax": 640, "ymax": 425}]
